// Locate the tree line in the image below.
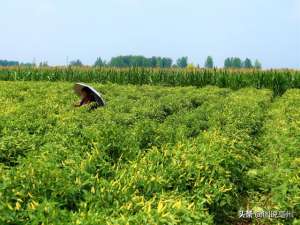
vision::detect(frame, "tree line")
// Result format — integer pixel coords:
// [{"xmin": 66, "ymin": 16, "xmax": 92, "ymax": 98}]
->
[
  {"xmin": 90, "ymin": 55, "xmax": 261, "ymax": 69},
  {"xmin": 92, "ymin": 56, "xmax": 189, "ymax": 68},
  {"xmin": 0, "ymin": 60, "xmax": 36, "ymax": 67},
  {"xmin": 223, "ymin": 57, "xmax": 261, "ymax": 69},
  {"xmin": 0, "ymin": 56, "xmax": 262, "ymax": 69},
  {"xmin": 201, "ymin": 56, "xmax": 261, "ymax": 69}
]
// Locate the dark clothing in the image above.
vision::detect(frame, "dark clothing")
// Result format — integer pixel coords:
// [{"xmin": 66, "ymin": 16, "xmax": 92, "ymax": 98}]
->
[
  {"xmin": 79, "ymin": 86, "xmax": 105, "ymax": 108},
  {"xmin": 80, "ymin": 94, "xmax": 102, "ymax": 111},
  {"xmin": 80, "ymin": 94, "xmax": 96, "ymax": 106}
]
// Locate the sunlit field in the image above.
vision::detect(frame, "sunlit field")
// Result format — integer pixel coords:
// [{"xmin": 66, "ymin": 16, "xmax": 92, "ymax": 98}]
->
[
  {"xmin": 1, "ymin": 67, "xmax": 300, "ymax": 95},
  {"xmin": 0, "ymin": 81, "xmax": 299, "ymax": 224}
]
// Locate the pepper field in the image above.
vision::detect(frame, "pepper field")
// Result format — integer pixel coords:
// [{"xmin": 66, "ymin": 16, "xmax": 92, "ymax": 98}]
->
[{"xmin": 0, "ymin": 81, "xmax": 299, "ymax": 224}]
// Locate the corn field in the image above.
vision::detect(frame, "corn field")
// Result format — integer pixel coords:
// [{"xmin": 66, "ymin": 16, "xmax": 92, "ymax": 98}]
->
[{"xmin": 0, "ymin": 67, "xmax": 300, "ymax": 95}]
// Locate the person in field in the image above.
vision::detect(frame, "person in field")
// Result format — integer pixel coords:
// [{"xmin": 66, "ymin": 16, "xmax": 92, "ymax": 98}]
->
[
  {"xmin": 74, "ymin": 87, "xmax": 95, "ymax": 107},
  {"xmin": 74, "ymin": 83, "xmax": 105, "ymax": 110}
]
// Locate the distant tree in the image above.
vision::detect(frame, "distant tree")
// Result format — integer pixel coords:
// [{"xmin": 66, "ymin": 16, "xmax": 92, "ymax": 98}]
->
[
  {"xmin": 205, "ymin": 56, "xmax": 214, "ymax": 68},
  {"xmin": 129, "ymin": 56, "xmax": 139, "ymax": 67},
  {"xmin": 94, "ymin": 57, "xmax": 106, "ymax": 67},
  {"xmin": 0, "ymin": 60, "xmax": 19, "ymax": 66},
  {"xmin": 109, "ymin": 55, "xmax": 173, "ymax": 68},
  {"xmin": 243, "ymin": 58, "xmax": 253, "ymax": 68},
  {"xmin": 20, "ymin": 62, "xmax": 35, "ymax": 67},
  {"xmin": 232, "ymin": 57, "xmax": 242, "ymax": 68},
  {"xmin": 154, "ymin": 57, "xmax": 161, "ymax": 67},
  {"xmin": 150, "ymin": 57, "xmax": 157, "ymax": 67},
  {"xmin": 131, "ymin": 56, "xmax": 149, "ymax": 67},
  {"xmin": 39, "ymin": 61, "xmax": 48, "ymax": 67},
  {"xmin": 161, "ymin": 57, "xmax": 173, "ymax": 68},
  {"xmin": 110, "ymin": 56, "xmax": 125, "ymax": 67},
  {"xmin": 70, "ymin": 59, "xmax": 83, "ymax": 66},
  {"xmin": 176, "ymin": 57, "xmax": 188, "ymax": 68},
  {"xmin": 224, "ymin": 57, "xmax": 244, "ymax": 68},
  {"xmin": 254, "ymin": 59, "xmax": 262, "ymax": 69},
  {"xmin": 224, "ymin": 58, "xmax": 232, "ymax": 68}
]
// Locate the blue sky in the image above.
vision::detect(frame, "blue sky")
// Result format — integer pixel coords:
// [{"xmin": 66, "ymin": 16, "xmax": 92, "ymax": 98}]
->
[{"xmin": 1, "ymin": 0, "xmax": 299, "ymax": 68}]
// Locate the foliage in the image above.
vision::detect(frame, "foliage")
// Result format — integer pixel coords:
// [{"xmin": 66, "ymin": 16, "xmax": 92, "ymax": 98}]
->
[
  {"xmin": 69, "ymin": 59, "xmax": 83, "ymax": 67},
  {"xmin": 94, "ymin": 57, "xmax": 106, "ymax": 67},
  {"xmin": 39, "ymin": 62, "xmax": 49, "ymax": 67},
  {"xmin": 0, "ymin": 60, "xmax": 35, "ymax": 67},
  {"xmin": 0, "ymin": 60, "xmax": 19, "ymax": 66},
  {"xmin": 0, "ymin": 81, "xmax": 298, "ymax": 224},
  {"xmin": 176, "ymin": 57, "xmax": 188, "ymax": 68},
  {"xmin": 205, "ymin": 56, "xmax": 214, "ymax": 68},
  {"xmin": 224, "ymin": 57, "xmax": 243, "ymax": 68},
  {"xmin": 246, "ymin": 89, "xmax": 300, "ymax": 224},
  {"xmin": 243, "ymin": 58, "xmax": 253, "ymax": 68},
  {"xmin": 254, "ymin": 59, "xmax": 262, "ymax": 69},
  {"xmin": 109, "ymin": 56, "xmax": 173, "ymax": 68},
  {"xmin": 0, "ymin": 67, "xmax": 299, "ymax": 96}
]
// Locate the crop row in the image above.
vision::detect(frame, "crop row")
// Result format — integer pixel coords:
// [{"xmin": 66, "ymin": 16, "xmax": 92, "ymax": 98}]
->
[
  {"xmin": 246, "ymin": 89, "xmax": 300, "ymax": 224},
  {"xmin": 0, "ymin": 67, "xmax": 300, "ymax": 95},
  {"xmin": 0, "ymin": 82, "xmax": 298, "ymax": 224}
]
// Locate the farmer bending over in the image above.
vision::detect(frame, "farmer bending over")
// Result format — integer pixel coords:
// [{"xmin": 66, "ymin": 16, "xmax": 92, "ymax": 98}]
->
[
  {"xmin": 74, "ymin": 83, "xmax": 106, "ymax": 109},
  {"xmin": 74, "ymin": 87, "xmax": 96, "ymax": 107}
]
